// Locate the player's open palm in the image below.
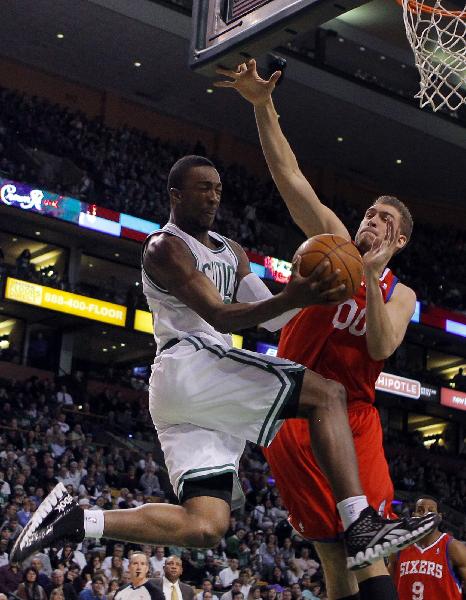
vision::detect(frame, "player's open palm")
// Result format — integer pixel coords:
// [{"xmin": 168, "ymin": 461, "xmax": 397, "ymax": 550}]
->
[
  {"xmin": 283, "ymin": 256, "xmax": 346, "ymax": 308},
  {"xmin": 363, "ymin": 218, "xmax": 397, "ymax": 276},
  {"xmin": 214, "ymin": 58, "xmax": 281, "ymax": 106}
]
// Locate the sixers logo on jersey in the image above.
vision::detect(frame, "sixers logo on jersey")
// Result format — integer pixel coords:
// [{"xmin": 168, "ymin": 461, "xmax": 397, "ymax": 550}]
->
[{"xmin": 398, "ymin": 559, "xmax": 443, "ymax": 579}]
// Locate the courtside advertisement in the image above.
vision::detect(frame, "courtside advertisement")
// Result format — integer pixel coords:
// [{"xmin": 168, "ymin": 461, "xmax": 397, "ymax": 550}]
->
[{"xmin": 5, "ymin": 277, "xmax": 127, "ymax": 327}]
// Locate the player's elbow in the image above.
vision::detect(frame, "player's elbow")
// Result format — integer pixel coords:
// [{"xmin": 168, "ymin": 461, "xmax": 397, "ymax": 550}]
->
[
  {"xmin": 209, "ymin": 310, "xmax": 230, "ymax": 334},
  {"xmin": 367, "ymin": 345, "xmax": 396, "ymax": 362}
]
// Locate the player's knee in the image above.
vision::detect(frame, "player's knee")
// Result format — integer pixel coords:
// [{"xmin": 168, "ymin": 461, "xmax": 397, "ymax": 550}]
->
[
  {"xmin": 193, "ymin": 519, "xmax": 225, "ymax": 548},
  {"xmin": 299, "ymin": 371, "xmax": 347, "ymax": 414}
]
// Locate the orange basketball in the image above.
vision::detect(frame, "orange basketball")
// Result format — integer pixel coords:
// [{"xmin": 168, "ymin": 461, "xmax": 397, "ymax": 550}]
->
[{"xmin": 293, "ymin": 234, "xmax": 363, "ymax": 300}]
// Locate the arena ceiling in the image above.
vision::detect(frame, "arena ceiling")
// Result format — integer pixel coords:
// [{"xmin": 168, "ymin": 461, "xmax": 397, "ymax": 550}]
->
[{"xmin": 1, "ymin": 0, "xmax": 465, "ymax": 207}]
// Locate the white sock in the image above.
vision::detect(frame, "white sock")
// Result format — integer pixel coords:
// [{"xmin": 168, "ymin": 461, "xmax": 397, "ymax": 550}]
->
[
  {"xmin": 337, "ymin": 495, "xmax": 369, "ymax": 530},
  {"xmin": 83, "ymin": 509, "xmax": 105, "ymax": 539}
]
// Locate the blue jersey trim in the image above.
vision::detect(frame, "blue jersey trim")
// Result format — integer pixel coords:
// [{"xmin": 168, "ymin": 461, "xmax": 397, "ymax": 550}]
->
[
  {"xmin": 386, "ymin": 276, "xmax": 399, "ymax": 302},
  {"xmin": 446, "ymin": 536, "xmax": 463, "ymax": 590}
]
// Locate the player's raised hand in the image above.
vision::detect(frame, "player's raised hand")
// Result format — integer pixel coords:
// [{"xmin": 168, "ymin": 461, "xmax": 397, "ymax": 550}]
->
[
  {"xmin": 282, "ymin": 256, "xmax": 346, "ymax": 308},
  {"xmin": 214, "ymin": 59, "xmax": 281, "ymax": 106},
  {"xmin": 363, "ymin": 217, "xmax": 398, "ymax": 276}
]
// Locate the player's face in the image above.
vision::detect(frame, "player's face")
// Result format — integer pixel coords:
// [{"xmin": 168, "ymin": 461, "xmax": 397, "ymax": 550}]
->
[
  {"xmin": 172, "ymin": 166, "xmax": 222, "ymax": 231},
  {"xmin": 129, "ymin": 555, "xmax": 149, "ymax": 581},
  {"xmin": 413, "ymin": 498, "xmax": 440, "ymax": 518},
  {"xmin": 355, "ymin": 203, "xmax": 406, "ymax": 255}
]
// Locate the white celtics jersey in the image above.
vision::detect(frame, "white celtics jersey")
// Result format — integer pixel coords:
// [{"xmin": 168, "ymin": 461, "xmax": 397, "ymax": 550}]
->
[{"xmin": 141, "ymin": 223, "xmax": 238, "ymax": 351}]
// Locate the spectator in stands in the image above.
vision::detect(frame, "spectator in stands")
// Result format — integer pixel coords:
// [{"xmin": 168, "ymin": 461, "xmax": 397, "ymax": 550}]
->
[
  {"xmin": 15, "ymin": 250, "xmax": 34, "ymax": 281},
  {"xmin": 57, "ymin": 543, "xmax": 87, "ymax": 570},
  {"xmin": 218, "ymin": 559, "xmax": 240, "ymax": 590},
  {"xmin": 46, "ymin": 569, "xmax": 78, "ymax": 600},
  {"xmin": 78, "ymin": 575, "xmax": 106, "ymax": 600},
  {"xmin": 0, "ymin": 541, "xmax": 8, "ymax": 568},
  {"xmin": 139, "ymin": 465, "xmax": 162, "ymax": 497},
  {"xmin": 57, "ymin": 385, "xmax": 74, "ymax": 406},
  {"xmin": 103, "ymin": 545, "xmax": 128, "ymax": 571},
  {"xmin": 220, "ymin": 580, "xmax": 242, "ymax": 600},
  {"xmin": 196, "ymin": 579, "xmax": 218, "ymax": 600},
  {"xmin": 293, "ymin": 549, "xmax": 319, "ymax": 579},
  {"xmin": 103, "ymin": 556, "xmax": 124, "ymax": 584},
  {"xmin": 0, "ymin": 561, "xmax": 22, "ymax": 595},
  {"xmin": 15, "ymin": 566, "xmax": 47, "ymax": 600},
  {"xmin": 150, "ymin": 546, "xmax": 166, "ymax": 578}
]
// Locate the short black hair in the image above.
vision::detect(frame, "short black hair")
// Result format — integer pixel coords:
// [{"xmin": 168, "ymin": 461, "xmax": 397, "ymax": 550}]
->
[
  {"xmin": 414, "ymin": 495, "xmax": 439, "ymax": 507},
  {"xmin": 167, "ymin": 155, "xmax": 215, "ymax": 193}
]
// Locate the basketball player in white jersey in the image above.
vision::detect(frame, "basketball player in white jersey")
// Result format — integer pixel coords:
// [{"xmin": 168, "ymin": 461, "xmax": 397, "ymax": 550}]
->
[{"xmin": 11, "ymin": 156, "xmax": 438, "ymax": 570}]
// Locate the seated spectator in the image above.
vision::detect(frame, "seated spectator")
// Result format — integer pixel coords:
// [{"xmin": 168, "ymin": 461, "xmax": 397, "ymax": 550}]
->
[
  {"xmin": 218, "ymin": 559, "xmax": 240, "ymax": 590},
  {"xmin": 220, "ymin": 580, "xmax": 242, "ymax": 600},
  {"xmin": 103, "ymin": 556, "xmax": 124, "ymax": 584},
  {"xmin": 79, "ymin": 575, "xmax": 107, "ymax": 600},
  {"xmin": 56, "ymin": 385, "xmax": 74, "ymax": 406},
  {"xmin": 81, "ymin": 555, "xmax": 104, "ymax": 585},
  {"xmin": 46, "ymin": 569, "xmax": 78, "ymax": 600},
  {"xmin": 15, "ymin": 566, "xmax": 47, "ymax": 600},
  {"xmin": 0, "ymin": 561, "xmax": 22, "ymax": 596},
  {"xmin": 196, "ymin": 579, "xmax": 219, "ymax": 600},
  {"xmin": 0, "ymin": 541, "xmax": 8, "ymax": 568},
  {"xmin": 293, "ymin": 549, "xmax": 319, "ymax": 579},
  {"xmin": 102, "ymin": 544, "xmax": 129, "ymax": 571},
  {"xmin": 150, "ymin": 546, "xmax": 166, "ymax": 579},
  {"xmin": 57, "ymin": 543, "xmax": 87, "ymax": 570}
]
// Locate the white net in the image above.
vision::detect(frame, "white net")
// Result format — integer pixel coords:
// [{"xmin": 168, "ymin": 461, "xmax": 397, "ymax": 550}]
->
[{"xmin": 400, "ymin": 0, "xmax": 466, "ymax": 111}]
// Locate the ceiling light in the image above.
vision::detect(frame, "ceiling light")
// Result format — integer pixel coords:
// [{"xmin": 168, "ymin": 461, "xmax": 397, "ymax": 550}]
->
[
  {"xmin": 135, "ymin": 282, "xmax": 140, "ymax": 286},
  {"xmin": 112, "ymin": 345, "xmax": 117, "ymax": 349},
  {"xmin": 338, "ymin": 37, "xmax": 344, "ymax": 43},
  {"xmin": 134, "ymin": 62, "xmax": 142, "ymax": 68},
  {"xmin": 380, "ymin": 55, "xmax": 386, "ymax": 60},
  {"xmin": 206, "ymin": 88, "xmax": 214, "ymax": 94},
  {"xmin": 401, "ymin": 64, "xmax": 407, "ymax": 69},
  {"xmin": 57, "ymin": 33, "xmax": 64, "ymax": 39},
  {"xmin": 35, "ymin": 231, "xmax": 41, "ymax": 236},
  {"xmin": 337, "ymin": 136, "xmax": 343, "ymax": 142},
  {"xmin": 89, "ymin": 263, "xmax": 93, "ymax": 268},
  {"xmin": 120, "ymin": 343, "xmax": 125, "ymax": 347},
  {"xmin": 102, "ymin": 331, "xmax": 107, "ymax": 335},
  {"xmin": 12, "ymin": 237, "xmax": 17, "ymax": 242},
  {"xmin": 396, "ymin": 159, "xmax": 402, "ymax": 164},
  {"xmin": 359, "ymin": 46, "xmax": 366, "ymax": 52},
  {"xmin": 102, "ymin": 348, "xmax": 108, "ymax": 352},
  {"xmin": 114, "ymin": 253, "xmax": 119, "ymax": 257}
]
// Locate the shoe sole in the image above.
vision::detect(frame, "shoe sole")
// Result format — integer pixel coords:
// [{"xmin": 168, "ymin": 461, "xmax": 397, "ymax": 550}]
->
[
  {"xmin": 346, "ymin": 517, "xmax": 437, "ymax": 571},
  {"xmin": 11, "ymin": 482, "xmax": 70, "ymax": 563}
]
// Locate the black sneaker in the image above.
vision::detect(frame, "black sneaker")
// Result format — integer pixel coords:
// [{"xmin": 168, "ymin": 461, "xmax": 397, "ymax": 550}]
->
[
  {"xmin": 10, "ymin": 483, "xmax": 84, "ymax": 563},
  {"xmin": 345, "ymin": 506, "xmax": 441, "ymax": 570}
]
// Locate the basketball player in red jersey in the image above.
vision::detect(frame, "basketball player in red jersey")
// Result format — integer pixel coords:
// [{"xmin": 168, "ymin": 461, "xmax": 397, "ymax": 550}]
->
[
  {"xmin": 389, "ymin": 496, "xmax": 466, "ymax": 599},
  {"xmin": 216, "ymin": 60, "xmax": 419, "ymax": 600}
]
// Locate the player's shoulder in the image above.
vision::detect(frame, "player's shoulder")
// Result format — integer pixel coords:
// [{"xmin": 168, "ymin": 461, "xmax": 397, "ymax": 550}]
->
[
  {"xmin": 389, "ymin": 280, "xmax": 416, "ymax": 303},
  {"xmin": 447, "ymin": 537, "xmax": 466, "ymax": 564}
]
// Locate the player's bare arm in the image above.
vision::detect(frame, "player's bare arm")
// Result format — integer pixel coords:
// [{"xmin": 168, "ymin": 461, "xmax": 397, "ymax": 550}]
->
[
  {"xmin": 215, "ymin": 59, "xmax": 349, "ymax": 239},
  {"xmin": 143, "ymin": 233, "xmax": 344, "ymax": 333},
  {"xmin": 364, "ymin": 218, "xmax": 416, "ymax": 360},
  {"xmin": 448, "ymin": 539, "xmax": 466, "ymax": 584}
]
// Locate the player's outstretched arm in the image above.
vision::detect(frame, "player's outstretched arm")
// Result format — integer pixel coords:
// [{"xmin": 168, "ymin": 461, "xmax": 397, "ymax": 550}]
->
[
  {"xmin": 215, "ymin": 59, "xmax": 349, "ymax": 239},
  {"xmin": 448, "ymin": 539, "xmax": 466, "ymax": 585},
  {"xmin": 143, "ymin": 234, "xmax": 344, "ymax": 333}
]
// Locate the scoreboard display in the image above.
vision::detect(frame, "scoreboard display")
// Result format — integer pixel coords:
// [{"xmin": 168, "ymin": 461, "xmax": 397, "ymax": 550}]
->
[{"xmin": 190, "ymin": 0, "xmax": 368, "ymax": 75}]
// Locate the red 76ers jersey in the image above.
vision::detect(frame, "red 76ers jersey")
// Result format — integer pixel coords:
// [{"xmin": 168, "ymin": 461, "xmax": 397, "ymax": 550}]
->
[
  {"xmin": 393, "ymin": 534, "xmax": 462, "ymax": 600},
  {"xmin": 278, "ymin": 267, "xmax": 398, "ymax": 405}
]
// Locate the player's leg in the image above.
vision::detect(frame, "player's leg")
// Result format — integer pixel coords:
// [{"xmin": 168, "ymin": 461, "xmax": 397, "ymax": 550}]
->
[
  {"xmin": 294, "ymin": 370, "xmax": 362, "ymax": 503},
  {"xmin": 292, "ymin": 372, "xmax": 440, "ymax": 570},
  {"xmin": 313, "ymin": 541, "xmax": 359, "ymax": 600},
  {"xmin": 356, "ymin": 562, "xmax": 398, "ymax": 600}
]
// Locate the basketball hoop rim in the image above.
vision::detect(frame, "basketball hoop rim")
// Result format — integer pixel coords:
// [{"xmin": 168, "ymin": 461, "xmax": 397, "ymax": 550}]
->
[{"xmin": 395, "ymin": 0, "xmax": 466, "ymax": 18}]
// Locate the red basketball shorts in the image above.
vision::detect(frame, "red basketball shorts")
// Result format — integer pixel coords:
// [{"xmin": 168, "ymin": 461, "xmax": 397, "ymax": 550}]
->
[{"xmin": 263, "ymin": 403, "xmax": 394, "ymax": 541}]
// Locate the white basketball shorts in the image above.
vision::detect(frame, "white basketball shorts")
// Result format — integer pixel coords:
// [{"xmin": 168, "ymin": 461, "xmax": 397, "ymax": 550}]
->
[{"xmin": 148, "ymin": 335, "xmax": 305, "ymax": 504}]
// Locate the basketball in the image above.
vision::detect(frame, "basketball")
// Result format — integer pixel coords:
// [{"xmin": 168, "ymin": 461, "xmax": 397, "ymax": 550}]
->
[{"xmin": 294, "ymin": 234, "xmax": 363, "ymax": 300}]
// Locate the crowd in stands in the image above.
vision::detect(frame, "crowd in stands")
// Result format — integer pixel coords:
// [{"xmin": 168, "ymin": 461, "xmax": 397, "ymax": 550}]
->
[
  {"xmin": 0, "ymin": 373, "xmax": 465, "ymax": 600},
  {"xmin": 1, "ymin": 86, "xmax": 466, "ymax": 312}
]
